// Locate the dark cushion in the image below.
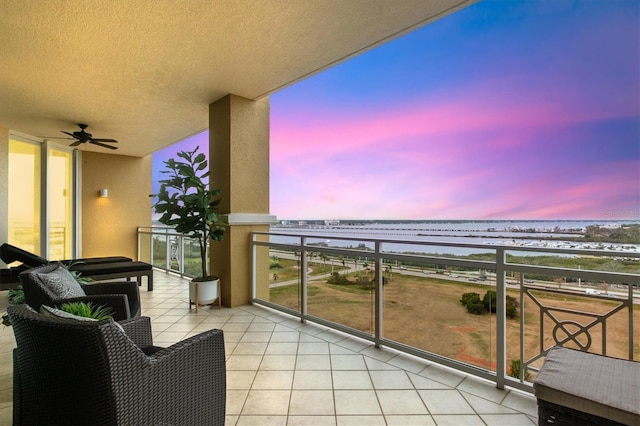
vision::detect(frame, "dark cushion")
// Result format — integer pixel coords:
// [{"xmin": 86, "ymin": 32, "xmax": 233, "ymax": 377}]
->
[
  {"xmin": 533, "ymin": 346, "xmax": 640, "ymax": 425},
  {"xmin": 62, "ymin": 256, "xmax": 132, "ymax": 266},
  {"xmin": 70, "ymin": 261, "xmax": 152, "ymax": 275}
]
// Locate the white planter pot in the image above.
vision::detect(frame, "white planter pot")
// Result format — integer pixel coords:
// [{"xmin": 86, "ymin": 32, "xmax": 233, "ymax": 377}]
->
[{"xmin": 189, "ymin": 278, "xmax": 220, "ymax": 310}]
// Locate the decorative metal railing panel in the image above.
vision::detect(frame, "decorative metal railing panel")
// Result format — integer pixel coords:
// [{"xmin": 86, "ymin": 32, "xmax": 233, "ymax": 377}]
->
[{"xmin": 137, "ymin": 226, "xmax": 206, "ymax": 279}]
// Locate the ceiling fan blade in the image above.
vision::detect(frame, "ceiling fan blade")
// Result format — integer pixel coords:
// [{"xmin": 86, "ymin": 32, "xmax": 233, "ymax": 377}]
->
[
  {"xmin": 70, "ymin": 141, "xmax": 83, "ymax": 147},
  {"xmin": 90, "ymin": 138, "xmax": 117, "ymax": 143},
  {"xmin": 91, "ymin": 141, "xmax": 118, "ymax": 150},
  {"xmin": 61, "ymin": 131, "xmax": 77, "ymax": 138}
]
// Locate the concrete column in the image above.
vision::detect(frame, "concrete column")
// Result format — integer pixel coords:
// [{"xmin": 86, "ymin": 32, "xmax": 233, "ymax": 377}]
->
[{"xmin": 209, "ymin": 95, "xmax": 275, "ymax": 307}]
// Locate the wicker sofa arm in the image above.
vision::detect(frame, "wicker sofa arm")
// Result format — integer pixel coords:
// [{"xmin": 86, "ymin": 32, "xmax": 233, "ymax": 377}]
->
[
  {"xmin": 118, "ymin": 316, "xmax": 153, "ymax": 348},
  {"xmin": 146, "ymin": 329, "xmax": 226, "ymax": 425},
  {"xmin": 83, "ymin": 280, "xmax": 141, "ymax": 317}
]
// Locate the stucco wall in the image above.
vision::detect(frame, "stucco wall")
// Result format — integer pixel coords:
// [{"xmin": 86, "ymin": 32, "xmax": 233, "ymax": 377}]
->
[{"xmin": 81, "ymin": 152, "xmax": 151, "ymax": 259}]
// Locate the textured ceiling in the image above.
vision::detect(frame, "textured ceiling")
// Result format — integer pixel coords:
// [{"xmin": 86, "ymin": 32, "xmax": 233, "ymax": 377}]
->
[{"xmin": 0, "ymin": 0, "xmax": 475, "ymax": 157}]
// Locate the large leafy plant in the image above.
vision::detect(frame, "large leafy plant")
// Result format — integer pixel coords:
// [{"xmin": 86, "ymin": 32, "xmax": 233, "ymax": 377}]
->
[{"xmin": 150, "ymin": 146, "xmax": 226, "ymax": 280}]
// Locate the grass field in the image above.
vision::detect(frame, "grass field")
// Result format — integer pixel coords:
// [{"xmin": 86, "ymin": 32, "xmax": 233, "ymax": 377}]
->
[{"xmin": 269, "ymin": 267, "xmax": 639, "ymax": 377}]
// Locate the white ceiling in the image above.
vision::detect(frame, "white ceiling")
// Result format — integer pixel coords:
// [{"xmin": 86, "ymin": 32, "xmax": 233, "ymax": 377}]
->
[{"xmin": 0, "ymin": 0, "xmax": 475, "ymax": 157}]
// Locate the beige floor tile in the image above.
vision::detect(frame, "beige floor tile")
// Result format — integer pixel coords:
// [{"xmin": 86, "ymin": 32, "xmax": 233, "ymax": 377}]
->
[
  {"xmin": 330, "ymin": 354, "xmax": 367, "ymax": 370},
  {"xmin": 226, "ymin": 389, "xmax": 250, "ymax": 415},
  {"xmin": 242, "ymin": 390, "xmax": 291, "ymax": 415},
  {"xmin": 431, "ymin": 414, "xmax": 486, "ymax": 425},
  {"xmin": 457, "ymin": 376, "xmax": 509, "ymax": 403},
  {"xmin": 240, "ymin": 331, "xmax": 273, "ymax": 343},
  {"xmin": 334, "ymin": 390, "xmax": 382, "ymax": 415},
  {"xmin": 259, "ymin": 355, "xmax": 297, "ymax": 370},
  {"xmin": 293, "ymin": 370, "xmax": 333, "ymax": 390},
  {"xmin": 227, "ymin": 370, "xmax": 257, "ymax": 390},
  {"xmin": 296, "ymin": 354, "xmax": 331, "ymax": 370},
  {"xmin": 376, "ymin": 390, "xmax": 429, "ymax": 415},
  {"xmin": 236, "ymin": 415, "xmax": 287, "ymax": 425},
  {"xmin": 500, "ymin": 390, "xmax": 538, "ymax": 417},
  {"xmin": 336, "ymin": 415, "xmax": 386, "ymax": 425},
  {"xmin": 233, "ymin": 342, "xmax": 268, "ymax": 355},
  {"xmin": 461, "ymin": 392, "xmax": 518, "ymax": 414},
  {"xmin": 332, "ymin": 370, "xmax": 373, "ymax": 390},
  {"xmin": 418, "ymin": 364, "xmax": 466, "ymax": 387},
  {"xmin": 269, "ymin": 331, "xmax": 300, "ymax": 342},
  {"xmin": 407, "ymin": 372, "xmax": 452, "ymax": 390},
  {"xmin": 385, "ymin": 415, "xmax": 435, "ymax": 425},
  {"xmin": 480, "ymin": 413, "xmax": 537, "ymax": 425},
  {"xmin": 369, "ymin": 370, "xmax": 413, "ymax": 389},
  {"xmin": 298, "ymin": 342, "xmax": 330, "ymax": 354},
  {"xmin": 265, "ymin": 342, "xmax": 299, "ymax": 355},
  {"xmin": 418, "ymin": 390, "xmax": 475, "ymax": 414},
  {"xmin": 287, "ymin": 415, "xmax": 337, "ymax": 425},
  {"xmin": 386, "ymin": 354, "xmax": 431, "ymax": 374},
  {"xmin": 226, "ymin": 355, "xmax": 263, "ymax": 371},
  {"xmin": 252, "ymin": 370, "xmax": 294, "ymax": 390},
  {"xmin": 289, "ymin": 390, "xmax": 335, "ymax": 415},
  {"xmin": 246, "ymin": 322, "xmax": 276, "ymax": 332}
]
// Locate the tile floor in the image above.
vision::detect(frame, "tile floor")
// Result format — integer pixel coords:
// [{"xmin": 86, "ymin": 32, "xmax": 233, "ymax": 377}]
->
[{"xmin": 0, "ymin": 271, "xmax": 539, "ymax": 425}]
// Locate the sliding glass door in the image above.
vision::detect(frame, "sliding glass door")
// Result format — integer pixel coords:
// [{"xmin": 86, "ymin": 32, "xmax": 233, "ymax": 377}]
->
[
  {"xmin": 8, "ymin": 135, "xmax": 76, "ymax": 261},
  {"xmin": 8, "ymin": 138, "xmax": 41, "ymax": 254},
  {"xmin": 48, "ymin": 147, "xmax": 74, "ymax": 260}
]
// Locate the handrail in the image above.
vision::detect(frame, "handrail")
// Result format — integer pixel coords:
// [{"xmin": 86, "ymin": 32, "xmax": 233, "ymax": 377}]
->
[{"xmin": 250, "ymin": 230, "xmax": 639, "ymax": 393}]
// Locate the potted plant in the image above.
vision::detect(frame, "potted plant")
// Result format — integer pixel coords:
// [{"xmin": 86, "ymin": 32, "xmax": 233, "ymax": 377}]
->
[{"xmin": 150, "ymin": 146, "xmax": 226, "ymax": 309}]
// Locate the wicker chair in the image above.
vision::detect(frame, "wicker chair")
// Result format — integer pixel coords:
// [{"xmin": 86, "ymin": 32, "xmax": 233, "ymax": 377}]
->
[
  {"xmin": 20, "ymin": 263, "xmax": 141, "ymax": 321},
  {"xmin": 9, "ymin": 304, "xmax": 226, "ymax": 425}
]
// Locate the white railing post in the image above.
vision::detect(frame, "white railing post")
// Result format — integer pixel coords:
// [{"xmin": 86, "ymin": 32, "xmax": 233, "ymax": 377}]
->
[
  {"xmin": 300, "ymin": 237, "xmax": 308, "ymax": 321},
  {"xmin": 374, "ymin": 241, "xmax": 383, "ymax": 348},
  {"xmin": 495, "ymin": 247, "xmax": 506, "ymax": 389}
]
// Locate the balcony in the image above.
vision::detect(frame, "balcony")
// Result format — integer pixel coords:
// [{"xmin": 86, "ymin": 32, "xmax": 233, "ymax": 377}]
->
[
  {"xmin": 2, "ymin": 231, "xmax": 637, "ymax": 424},
  {"xmin": 1, "ymin": 272, "xmax": 538, "ymax": 425}
]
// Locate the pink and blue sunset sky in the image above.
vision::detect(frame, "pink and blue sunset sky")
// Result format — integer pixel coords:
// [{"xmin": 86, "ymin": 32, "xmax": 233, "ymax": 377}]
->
[{"xmin": 154, "ymin": 0, "xmax": 640, "ymax": 221}]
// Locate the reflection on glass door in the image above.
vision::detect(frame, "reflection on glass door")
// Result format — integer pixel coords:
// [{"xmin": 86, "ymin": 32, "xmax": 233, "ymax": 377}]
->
[
  {"xmin": 48, "ymin": 147, "xmax": 74, "ymax": 260},
  {"xmin": 8, "ymin": 138, "xmax": 41, "ymax": 255}
]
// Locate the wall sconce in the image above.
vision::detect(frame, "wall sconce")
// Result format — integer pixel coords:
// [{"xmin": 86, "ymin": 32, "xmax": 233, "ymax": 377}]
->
[{"xmin": 99, "ymin": 188, "xmax": 109, "ymax": 198}]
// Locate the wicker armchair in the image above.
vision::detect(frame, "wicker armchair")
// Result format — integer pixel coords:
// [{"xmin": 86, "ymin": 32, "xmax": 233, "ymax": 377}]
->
[
  {"xmin": 9, "ymin": 304, "xmax": 226, "ymax": 425},
  {"xmin": 20, "ymin": 263, "xmax": 141, "ymax": 321}
]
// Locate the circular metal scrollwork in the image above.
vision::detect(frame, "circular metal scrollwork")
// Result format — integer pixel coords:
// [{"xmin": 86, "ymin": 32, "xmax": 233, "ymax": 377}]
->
[{"xmin": 552, "ymin": 320, "xmax": 592, "ymax": 351}]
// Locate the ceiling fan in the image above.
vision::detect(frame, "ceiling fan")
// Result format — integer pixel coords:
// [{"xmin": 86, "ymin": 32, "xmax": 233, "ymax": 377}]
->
[{"xmin": 45, "ymin": 123, "xmax": 118, "ymax": 150}]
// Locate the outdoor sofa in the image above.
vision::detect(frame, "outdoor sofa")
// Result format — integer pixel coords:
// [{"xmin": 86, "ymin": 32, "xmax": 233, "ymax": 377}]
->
[{"xmin": 8, "ymin": 303, "xmax": 226, "ymax": 425}]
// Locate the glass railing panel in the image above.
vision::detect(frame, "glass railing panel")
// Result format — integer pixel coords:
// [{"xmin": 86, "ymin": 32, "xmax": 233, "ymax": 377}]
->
[
  {"xmin": 182, "ymin": 237, "xmax": 202, "ymax": 277},
  {"xmin": 307, "ymin": 254, "xmax": 375, "ymax": 336},
  {"xmin": 266, "ymin": 247, "xmax": 301, "ymax": 312},
  {"xmin": 382, "ymin": 254, "xmax": 498, "ymax": 372},
  {"xmin": 151, "ymin": 234, "xmax": 168, "ymax": 270}
]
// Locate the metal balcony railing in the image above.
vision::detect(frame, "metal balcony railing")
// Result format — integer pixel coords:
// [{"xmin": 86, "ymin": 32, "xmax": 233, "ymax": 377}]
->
[
  {"xmin": 250, "ymin": 231, "xmax": 639, "ymax": 393},
  {"xmin": 137, "ymin": 226, "xmax": 206, "ymax": 279}
]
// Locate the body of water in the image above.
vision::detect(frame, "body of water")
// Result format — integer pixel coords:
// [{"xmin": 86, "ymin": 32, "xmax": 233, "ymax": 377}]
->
[{"xmin": 270, "ymin": 220, "xmax": 640, "ymax": 256}]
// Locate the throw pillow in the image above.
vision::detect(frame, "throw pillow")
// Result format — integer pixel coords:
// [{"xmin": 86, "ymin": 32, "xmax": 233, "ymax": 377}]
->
[
  {"xmin": 36, "ymin": 266, "xmax": 85, "ymax": 299},
  {"xmin": 40, "ymin": 305, "xmax": 98, "ymax": 322}
]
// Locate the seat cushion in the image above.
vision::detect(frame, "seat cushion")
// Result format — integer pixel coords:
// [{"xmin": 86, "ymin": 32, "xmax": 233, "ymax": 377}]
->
[
  {"xmin": 70, "ymin": 261, "xmax": 151, "ymax": 275},
  {"xmin": 36, "ymin": 266, "xmax": 85, "ymax": 299},
  {"xmin": 533, "ymin": 346, "xmax": 640, "ymax": 425}
]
